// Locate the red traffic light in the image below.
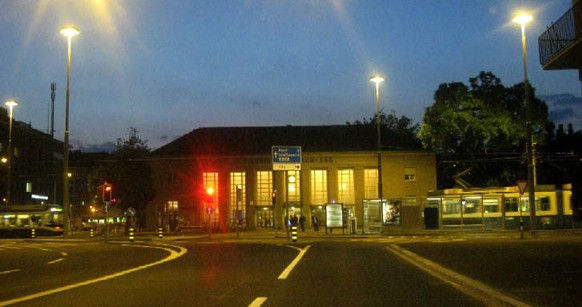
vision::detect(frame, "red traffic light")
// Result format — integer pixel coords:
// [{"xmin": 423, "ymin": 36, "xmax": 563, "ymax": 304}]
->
[
  {"xmin": 206, "ymin": 187, "xmax": 214, "ymax": 195},
  {"xmin": 100, "ymin": 182, "xmax": 113, "ymax": 202}
]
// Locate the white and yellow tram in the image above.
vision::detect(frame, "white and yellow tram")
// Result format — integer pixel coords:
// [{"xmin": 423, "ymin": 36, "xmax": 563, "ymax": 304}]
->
[
  {"xmin": 0, "ymin": 204, "xmax": 64, "ymax": 238},
  {"xmin": 426, "ymin": 184, "xmax": 573, "ymax": 230}
]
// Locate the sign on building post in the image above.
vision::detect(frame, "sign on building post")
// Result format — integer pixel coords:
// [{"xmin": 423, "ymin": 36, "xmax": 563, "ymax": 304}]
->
[{"xmin": 272, "ymin": 146, "xmax": 302, "ymax": 171}]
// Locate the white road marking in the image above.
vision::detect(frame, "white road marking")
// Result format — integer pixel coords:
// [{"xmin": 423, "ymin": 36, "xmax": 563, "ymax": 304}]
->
[
  {"xmin": 248, "ymin": 296, "xmax": 268, "ymax": 306},
  {"xmin": 278, "ymin": 245, "xmax": 310, "ymax": 280},
  {"xmin": 47, "ymin": 252, "xmax": 68, "ymax": 265},
  {"xmin": 386, "ymin": 244, "xmax": 531, "ymax": 307},
  {"xmin": 0, "ymin": 269, "xmax": 20, "ymax": 276},
  {"xmin": 0, "ymin": 244, "xmax": 187, "ymax": 307}
]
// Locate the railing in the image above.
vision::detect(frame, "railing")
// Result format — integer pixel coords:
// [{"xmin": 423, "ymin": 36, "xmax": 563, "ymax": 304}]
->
[{"xmin": 538, "ymin": 1, "xmax": 582, "ymax": 66}]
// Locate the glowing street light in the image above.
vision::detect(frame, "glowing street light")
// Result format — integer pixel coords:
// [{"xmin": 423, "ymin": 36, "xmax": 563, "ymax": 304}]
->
[
  {"xmin": 512, "ymin": 13, "xmax": 536, "ymax": 231},
  {"xmin": 370, "ymin": 75, "xmax": 385, "ymax": 201},
  {"xmin": 4, "ymin": 99, "xmax": 17, "ymax": 204},
  {"xmin": 61, "ymin": 25, "xmax": 79, "ymax": 238}
]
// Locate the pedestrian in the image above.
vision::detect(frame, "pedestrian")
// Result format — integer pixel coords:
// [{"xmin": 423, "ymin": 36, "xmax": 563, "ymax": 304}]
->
[
  {"xmin": 312, "ymin": 215, "xmax": 319, "ymax": 231},
  {"xmin": 291, "ymin": 214, "xmax": 298, "ymax": 227},
  {"xmin": 299, "ymin": 214, "xmax": 306, "ymax": 232}
]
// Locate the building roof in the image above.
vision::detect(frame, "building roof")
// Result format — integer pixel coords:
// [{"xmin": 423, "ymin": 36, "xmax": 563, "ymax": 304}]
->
[{"xmin": 153, "ymin": 125, "xmax": 422, "ymax": 156}]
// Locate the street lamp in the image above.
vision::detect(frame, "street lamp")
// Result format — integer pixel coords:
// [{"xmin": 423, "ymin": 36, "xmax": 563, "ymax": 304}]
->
[
  {"xmin": 370, "ymin": 75, "xmax": 385, "ymax": 201},
  {"xmin": 512, "ymin": 13, "xmax": 536, "ymax": 231},
  {"xmin": 61, "ymin": 25, "xmax": 79, "ymax": 238},
  {"xmin": 4, "ymin": 99, "xmax": 17, "ymax": 205}
]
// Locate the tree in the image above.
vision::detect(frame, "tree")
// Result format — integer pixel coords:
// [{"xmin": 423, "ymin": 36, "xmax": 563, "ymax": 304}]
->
[
  {"xmin": 418, "ymin": 71, "xmax": 553, "ymax": 188},
  {"xmin": 347, "ymin": 109, "xmax": 422, "ymax": 150},
  {"xmin": 99, "ymin": 127, "xmax": 156, "ymax": 228}
]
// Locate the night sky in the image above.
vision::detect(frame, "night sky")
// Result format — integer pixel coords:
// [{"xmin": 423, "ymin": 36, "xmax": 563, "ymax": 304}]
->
[{"xmin": 1, "ymin": 0, "xmax": 580, "ymax": 151}]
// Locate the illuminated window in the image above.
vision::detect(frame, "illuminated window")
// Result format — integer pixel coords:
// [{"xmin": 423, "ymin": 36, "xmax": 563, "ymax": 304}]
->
[
  {"xmin": 483, "ymin": 198, "xmax": 500, "ymax": 213},
  {"xmin": 310, "ymin": 170, "xmax": 327, "ymax": 205},
  {"xmin": 404, "ymin": 167, "xmax": 416, "ymax": 181},
  {"xmin": 442, "ymin": 198, "xmax": 461, "ymax": 215},
  {"xmin": 230, "ymin": 172, "xmax": 246, "ymax": 225},
  {"xmin": 287, "ymin": 170, "xmax": 301, "ymax": 203},
  {"xmin": 167, "ymin": 201, "xmax": 179, "ymax": 211},
  {"xmin": 203, "ymin": 172, "xmax": 219, "ymax": 226},
  {"xmin": 337, "ymin": 169, "xmax": 354, "ymax": 205},
  {"xmin": 256, "ymin": 171, "xmax": 273, "ymax": 206},
  {"xmin": 364, "ymin": 169, "xmax": 378, "ymax": 199},
  {"xmin": 203, "ymin": 172, "xmax": 219, "ymax": 204}
]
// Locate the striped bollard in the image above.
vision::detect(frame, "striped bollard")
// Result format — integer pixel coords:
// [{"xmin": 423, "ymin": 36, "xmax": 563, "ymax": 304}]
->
[
  {"xmin": 291, "ymin": 226, "xmax": 298, "ymax": 242},
  {"xmin": 90, "ymin": 228, "xmax": 94, "ymax": 238},
  {"xmin": 129, "ymin": 226, "xmax": 135, "ymax": 242},
  {"xmin": 31, "ymin": 227, "xmax": 36, "ymax": 238},
  {"xmin": 158, "ymin": 227, "xmax": 163, "ymax": 239}
]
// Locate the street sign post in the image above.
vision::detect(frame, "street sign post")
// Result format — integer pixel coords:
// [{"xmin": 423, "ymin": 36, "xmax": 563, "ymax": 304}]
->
[
  {"xmin": 272, "ymin": 146, "xmax": 302, "ymax": 170},
  {"xmin": 516, "ymin": 180, "xmax": 528, "ymax": 239},
  {"xmin": 272, "ymin": 146, "xmax": 302, "ymax": 240}
]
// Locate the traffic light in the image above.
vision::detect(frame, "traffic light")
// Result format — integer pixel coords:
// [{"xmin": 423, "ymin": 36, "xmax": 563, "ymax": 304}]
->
[
  {"xmin": 204, "ymin": 187, "xmax": 215, "ymax": 203},
  {"xmin": 104, "ymin": 183, "xmax": 112, "ymax": 202},
  {"xmin": 97, "ymin": 182, "xmax": 113, "ymax": 203}
]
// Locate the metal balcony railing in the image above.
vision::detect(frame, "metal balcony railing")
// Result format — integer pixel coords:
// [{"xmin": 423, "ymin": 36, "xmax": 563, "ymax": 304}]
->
[{"xmin": 538, "ymin": 1, "xmax": 582, "ymax": 67}]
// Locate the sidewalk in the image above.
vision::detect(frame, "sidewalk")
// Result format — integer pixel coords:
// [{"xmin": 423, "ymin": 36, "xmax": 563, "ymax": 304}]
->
[{"xmin": 53, "ymin": 226, "xmax": 582, "ymax": 243}]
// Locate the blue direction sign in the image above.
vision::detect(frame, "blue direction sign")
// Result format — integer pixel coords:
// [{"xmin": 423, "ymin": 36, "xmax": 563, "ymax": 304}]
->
[{"xmin": 272, "ymin": 146, "xmax": 302, "ymax": 170}]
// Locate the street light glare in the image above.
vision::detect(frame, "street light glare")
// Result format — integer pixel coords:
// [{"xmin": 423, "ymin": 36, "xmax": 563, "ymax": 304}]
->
[
  {"xmin": 60, "ymin": 26, "xmax": 80, "ymax": 38},
  {"xmin": 370, "ymin": 76, "xmax": 385, "ymax": 84},
  {"xmin": 4, "ymin": 99, "xmax": 18, "ymax": 108},
  {"xmin": 512, "ymin": 13, "xmax": 532, "ymax": 25}
]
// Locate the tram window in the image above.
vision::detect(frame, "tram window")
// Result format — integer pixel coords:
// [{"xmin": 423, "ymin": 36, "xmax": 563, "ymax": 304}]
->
[
  {"xmin": 462, "ymin": 199, "xmax": 480, "ymax": 214},
  {"xmin": 504, "ymin": 198, "xmax": 518, "ymax": 212},
  {"xmin": 483, "ymin": 198, "xmax": 499, "ymax": 213},
  {"xmin": 540, "ymin": 196, "xmax": 550, "ymax": 211},
  {"xmin": 442, "ymin": 199, "xmax": 461, "ymax": 214}
]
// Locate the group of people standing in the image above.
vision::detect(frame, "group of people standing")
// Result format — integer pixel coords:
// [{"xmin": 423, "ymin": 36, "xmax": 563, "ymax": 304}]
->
[{"xmin": 287, "ymin": 213, "xmax": 321, "ymax": 232}]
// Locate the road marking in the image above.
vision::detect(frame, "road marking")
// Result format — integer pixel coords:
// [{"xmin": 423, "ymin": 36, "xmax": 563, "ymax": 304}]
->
[
  {"xmin": 0, "ymin": 269, "xmax": 20, "ymax": 276},
  {"xmin": 386, "ymin": 244, "xmax": 531, "ymax": 307},
  {"xmin": 278, "ymin": 245, "xmax": 310, "ymax": 280},
  {"xmin": 47, "ymin": 252, "xmax": 68, "ymax": 265},
  {"xmin": 249, "ymin": 297, "xmax": 267, "ymax": 306},
  {"xmin": 47, "ymin": 258, "xmax": 64, "ymax": 265},
  {"xmin": 0, "ymin": 244, "xmax": 187, "ymax": 307}
]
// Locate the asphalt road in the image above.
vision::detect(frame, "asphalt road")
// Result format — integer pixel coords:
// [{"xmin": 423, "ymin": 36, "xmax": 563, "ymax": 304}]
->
[{"xmin": 1, "ymin": 234, "xmax": 580, "ymax": 306}]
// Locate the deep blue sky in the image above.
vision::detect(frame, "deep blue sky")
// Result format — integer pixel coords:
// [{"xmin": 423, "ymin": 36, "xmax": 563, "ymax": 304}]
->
[{"xmin": 1, "ymin": 0, "xmax": 580, "ymax": 151}]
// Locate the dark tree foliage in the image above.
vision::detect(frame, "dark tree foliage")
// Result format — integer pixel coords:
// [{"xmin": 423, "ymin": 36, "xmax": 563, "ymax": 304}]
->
[
  {"xmin": 418, "ymin": 71, "xmax": 554, "ymax": 188},
  {"xmin": 347, "ymin": 109, "xmax": 422, "ymax": 150},
  {"xmin": 94, "ymin": 127, "xmax": 156, "ymax": 227}
]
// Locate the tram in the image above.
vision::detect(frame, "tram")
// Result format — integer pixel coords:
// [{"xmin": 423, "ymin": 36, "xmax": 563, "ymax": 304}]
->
[
  {"xmin": 0, "ymin": 204, "xmax": 64, "ymax": 238},
  {"xmin": 426, "ymin": 184, "xmax": 574, "ymax": 230}
]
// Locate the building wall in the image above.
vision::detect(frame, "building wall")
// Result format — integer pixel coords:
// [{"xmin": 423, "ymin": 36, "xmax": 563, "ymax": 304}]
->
[{"xmin": 147, "ymin": 150, "xmax": 436, "ymax": 232}]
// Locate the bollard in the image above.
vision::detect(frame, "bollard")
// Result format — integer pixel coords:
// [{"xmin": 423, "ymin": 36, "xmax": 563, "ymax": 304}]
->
[
  {"xmin": 90, "ymin": 228, "xmax": 94, "ymax": 238},
  {"xmin": 291, "ymin": 225, "xmax": 298, "ymax": 242},
  {"xmin": 31, "ymin": 227, "xmax": 36, "ymax": 238},
  {"xmin": 158, "ymin": 227, "xmax": 163, "ymax": 239},
  {"xmin": 129, "ymin": 226, "xmax": 135, "ymax": 242}
]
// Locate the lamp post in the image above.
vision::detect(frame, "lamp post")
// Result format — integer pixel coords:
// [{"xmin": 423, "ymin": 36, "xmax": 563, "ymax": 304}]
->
[
  {"xmin": 370, "ymin": 76, "xmax": 385, "ymax": 201},
  {"xmin": 61, "ymin": 25, "xmax": 79, "ymax": 238},
  {"xmin": 4, "ymin": 99, "xmax": 17, "ymax": 205},
  {"xmin": 513, "ymin": 13, "xmax": 536, "ymax": 232}
]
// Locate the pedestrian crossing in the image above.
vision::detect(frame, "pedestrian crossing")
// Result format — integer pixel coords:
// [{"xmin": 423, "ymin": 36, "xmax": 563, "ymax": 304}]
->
[{"xmin": 0, "ymin": 240, "xmax": 81, "ymax": 252}]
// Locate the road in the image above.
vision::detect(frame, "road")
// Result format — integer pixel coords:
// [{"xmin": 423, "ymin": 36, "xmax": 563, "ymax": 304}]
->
[{"xmin": 0, "ymin": 234, "xmax": 580, "ymax": 306}]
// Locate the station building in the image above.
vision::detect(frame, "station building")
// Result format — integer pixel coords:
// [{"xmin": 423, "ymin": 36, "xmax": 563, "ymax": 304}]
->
[{"xmin": 147, "ymin": 125, "xmax": 436, "ymax": 233}]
